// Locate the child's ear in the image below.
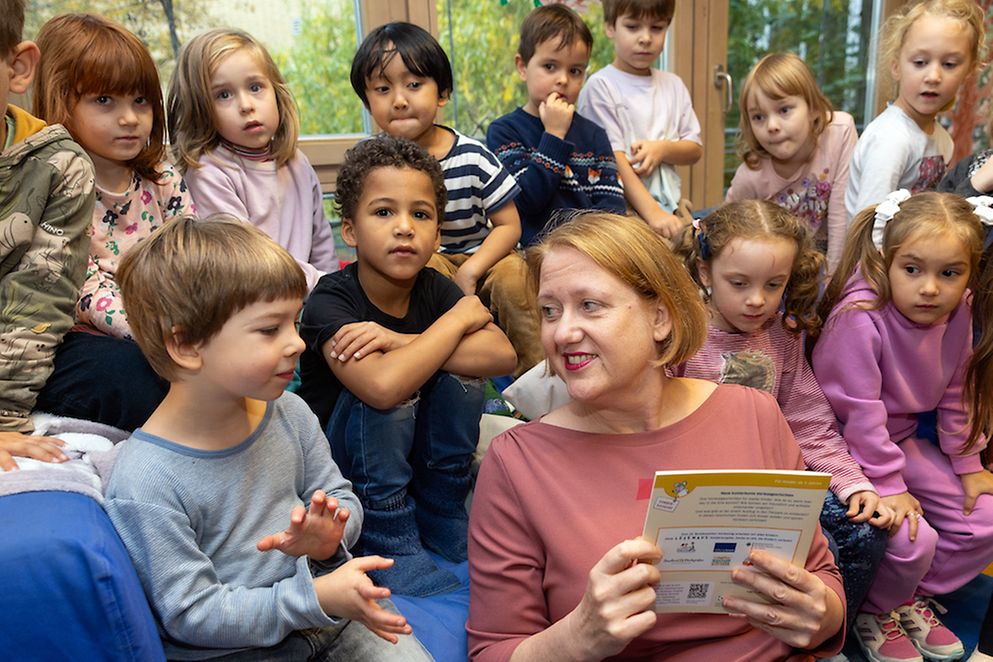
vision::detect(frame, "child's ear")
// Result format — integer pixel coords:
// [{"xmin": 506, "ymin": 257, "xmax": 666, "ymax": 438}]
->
[
  {"xmin": 604, "ymin": 21, "xmax": 617, "ymax": 40},
  {"xmin": 340, "ymin": 217, "xmax": 359, "ymax": 248},
  {"xmin": 7, "ymin": 41, "xmax": 40, "ymax": 95},
  {"xmin": 889, "ymin": 58, "xmax": 901, "ymax": 86},
  {"xmin": 437, "ymin": 89, "xmax": 450, "ymax": 109},
  {"xmin": 165, "ymin": 326, "xmax": 202, "ymax": 372},
  {"xmin": 652, "ymin": 301, "xmax": 673, "ymax": 343},
  {"xmin": 696, "ymin": 258, "xmax": 713, "ymax": 288},
  {"xmin": 515, "ymin": 53, "xmax": 527, "ymax": 81}
]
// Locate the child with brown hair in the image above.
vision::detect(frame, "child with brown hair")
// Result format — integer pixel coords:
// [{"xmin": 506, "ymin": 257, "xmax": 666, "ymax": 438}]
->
[
  {"xmin": 486, "ymin": 3, "xmax": 625, "ymax": 246},
  {"xmin": 107, "ymin": 215, "xmax": 430, "ymax": 660},
  {"xmin": 813, "ymin": 191, "xmax": 993, "ymax": 662},
  {"xmin": 577, "ymin": 0, "xmax": 702, "ymax": 238},
  {"xmin": 32, "ymin": 13, "xmax": 193, "ymax": 431},
  {"xmin": 727, "ymin": 53, "xmax": 857, "ymax": 272}
]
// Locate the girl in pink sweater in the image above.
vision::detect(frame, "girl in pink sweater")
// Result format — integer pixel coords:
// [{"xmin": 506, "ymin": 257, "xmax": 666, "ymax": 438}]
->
[
  {"xmin": 812, "ymin": 190, "xmax": 993, "ymax": 662},
  {"xmin": 168, "ymin": 29, "xmax": 338, "ymax": 291},
  {"xmin": 726, "ymin": 53, "xmax": 856, "ymax": 273},
  {"xmin": 672, "ymin": 199, "xmax": 892, "ymax": 631}
]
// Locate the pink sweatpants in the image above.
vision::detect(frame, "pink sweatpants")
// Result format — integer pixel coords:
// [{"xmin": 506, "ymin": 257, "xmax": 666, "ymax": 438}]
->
[{"xmin": 863, "ymin": 435, "xmax": 993, "ymax": 614}]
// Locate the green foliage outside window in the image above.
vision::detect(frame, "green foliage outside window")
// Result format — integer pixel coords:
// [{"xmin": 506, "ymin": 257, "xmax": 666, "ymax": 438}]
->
[{"xmin": 438, "ymin": 0, "xmax": 614, "ymax": 140}]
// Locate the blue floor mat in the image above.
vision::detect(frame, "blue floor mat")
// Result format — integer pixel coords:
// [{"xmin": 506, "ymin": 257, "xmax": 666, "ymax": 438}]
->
[{"xmin": 392, "ymin": 555, "xmax": 470, "ymax": 662}]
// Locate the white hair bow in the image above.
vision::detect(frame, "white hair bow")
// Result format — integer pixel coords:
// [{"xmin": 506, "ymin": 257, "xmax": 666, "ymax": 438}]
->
[
  {"xmin": 872, "ymin": 189, "xmax": 912, "ymax": 249},
  {"xmin": 966, "ymin": 195, "xmax": 993, "ymax": 226}
]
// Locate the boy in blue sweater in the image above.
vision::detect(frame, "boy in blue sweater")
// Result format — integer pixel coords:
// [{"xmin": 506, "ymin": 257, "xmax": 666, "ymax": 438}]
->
[{"xmin": 486, "ymin": 4, "xmax": 625, "ymax": 247}]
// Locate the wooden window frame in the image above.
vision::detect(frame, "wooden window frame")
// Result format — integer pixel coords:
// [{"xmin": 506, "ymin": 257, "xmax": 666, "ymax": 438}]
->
[{"xmin": 302, "ymin": 0, "xmax": 437, "ymax": 192}]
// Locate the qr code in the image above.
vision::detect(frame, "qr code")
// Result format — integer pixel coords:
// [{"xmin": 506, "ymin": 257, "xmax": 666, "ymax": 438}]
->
[{"xmin": 688, "ymin": 583, "xmax": 709, "ymax": 600}]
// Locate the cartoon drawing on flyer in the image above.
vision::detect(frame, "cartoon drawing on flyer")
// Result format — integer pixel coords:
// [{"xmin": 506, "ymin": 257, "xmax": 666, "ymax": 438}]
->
[{"xmin": 653, "ymin": 479, "xmax": 693, "ymax": 512}]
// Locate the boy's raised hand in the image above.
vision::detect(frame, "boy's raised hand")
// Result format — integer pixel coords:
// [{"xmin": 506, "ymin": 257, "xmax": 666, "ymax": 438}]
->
[
  {"xmin": 330, "ymin": 321, "xmax": 411, "ymax": 362},
  {"xmin": 314, "ymin": 556, "xmax": 413, "ymax": 643},
  {"xmin": 629, "ymin": 140, "xmax": 668, "ymax": 177},
  {"xmin": 539, "ymin": 91, "xmax": 575, "ymax": 140},
  {"xmin": 257, "ymin": 489, "xmax": 347, "ymax": 561}
]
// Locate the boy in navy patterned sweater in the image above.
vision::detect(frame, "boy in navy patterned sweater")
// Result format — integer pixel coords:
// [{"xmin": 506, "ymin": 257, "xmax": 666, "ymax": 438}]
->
[{"xmin": 487, "ymin": 4, "xmax": 625, "ymax": 247}]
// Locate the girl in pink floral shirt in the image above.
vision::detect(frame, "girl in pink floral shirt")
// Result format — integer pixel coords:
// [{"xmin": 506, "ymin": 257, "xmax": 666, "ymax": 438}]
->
[{"xmin": 31, "ymin": 13, "xmax": 192, "ymax": 430}]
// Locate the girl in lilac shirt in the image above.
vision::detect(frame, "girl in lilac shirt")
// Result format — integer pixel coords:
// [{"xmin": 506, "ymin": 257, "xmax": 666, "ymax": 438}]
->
[
  {"xmin": 812, "ymin": 190, "xmax": 993, "ymax": 662},
  {"xmin": 168, "ymin": 29, "xmax": 338, "ymax": 291}
]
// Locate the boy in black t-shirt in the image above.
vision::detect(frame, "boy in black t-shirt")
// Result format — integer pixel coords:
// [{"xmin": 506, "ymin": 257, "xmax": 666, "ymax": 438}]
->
[{"xmin": 298, "ymin": 136, "xmax": 516, "ymax": 597}]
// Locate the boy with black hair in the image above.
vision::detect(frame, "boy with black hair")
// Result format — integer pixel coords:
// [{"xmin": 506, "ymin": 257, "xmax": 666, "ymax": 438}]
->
[
  {"xmin": 0, "ymin": 0, "xmax": 94, "ymax": 470},
  {"xmin": 577, "ymin": 0, "xmax": 702, "ymax": 238},
  {"xmin": 487, "ymin": 3, "xmax": 625, "ymax": 247},
  {"xmin": 298, "ymin": 135, "xmax": 516, "ymax": 597},
  {"xmin": 350, "ymin": 22, "xmax": 541, "ymax": 376}
]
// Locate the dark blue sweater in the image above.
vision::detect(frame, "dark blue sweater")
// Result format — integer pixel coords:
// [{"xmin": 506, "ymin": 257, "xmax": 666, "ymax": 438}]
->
[{"xmin": 486, "ymin": 107, "xmax": 625, "ymax": 246}]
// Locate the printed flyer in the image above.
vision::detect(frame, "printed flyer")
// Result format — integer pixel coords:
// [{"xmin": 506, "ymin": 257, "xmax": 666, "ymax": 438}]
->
[{"xmin": 642, "ymin": 469, "xmax": 830, "ymax": 614}]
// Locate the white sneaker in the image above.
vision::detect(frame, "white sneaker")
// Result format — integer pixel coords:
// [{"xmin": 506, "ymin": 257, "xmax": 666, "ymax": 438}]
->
[
  {"xmin": 894, "ymin": 597, "xmax": 964, "ymax": 661},
  {"xmin": 855, "ymin": 611, "xmax": 924, "ymax": 662}
]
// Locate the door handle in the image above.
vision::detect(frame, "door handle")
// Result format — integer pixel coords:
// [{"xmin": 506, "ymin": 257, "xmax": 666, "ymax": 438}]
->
[{"xmin": 714, "ymin": 64, "xmax": 734, "ymax": 113}]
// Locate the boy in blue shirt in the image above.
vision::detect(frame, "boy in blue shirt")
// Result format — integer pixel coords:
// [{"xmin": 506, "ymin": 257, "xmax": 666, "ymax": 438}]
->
[
  {"xmin": 487, "ymin": 4, "xmax": 625, "ymax": 247},
  {"xmin": 350, "ymin": 22, "xmax": 540, "ymax": 376},
  {"xmin": 107, "ymin": 216, "xmax": 428, "ymax": 660},
  {"xmin": 298, "ymin": 136, "xmax": 516, "ymax": 597}
]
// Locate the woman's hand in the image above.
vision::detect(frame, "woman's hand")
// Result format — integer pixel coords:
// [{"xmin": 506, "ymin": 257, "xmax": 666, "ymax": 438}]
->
[
  {"xmin": 846, "ymin": 490, "xmax": 894, "ymax": 529},
  {"xmin": 880, "ymin": 491, "xmax": 923, "ymax": 541},
  {"xmin": 960, "ymin": 469, "xmax": 993, "ymax": 515},
  {"xmin": 565, "ymin": 537, "xmax": 661, "ymax": 661},
  {"xmin": 0, "ymin": 431, "xmax": 68, "ymax": 471},
  {"xmin": 723, "ymin": 549, "xmax": 844, "ymax": 650}
]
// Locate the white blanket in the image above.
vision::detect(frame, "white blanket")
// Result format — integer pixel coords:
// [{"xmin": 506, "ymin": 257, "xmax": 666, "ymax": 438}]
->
[{"xmin": 0, "ymin": 413, "xmax": 127, "ymax": 502}]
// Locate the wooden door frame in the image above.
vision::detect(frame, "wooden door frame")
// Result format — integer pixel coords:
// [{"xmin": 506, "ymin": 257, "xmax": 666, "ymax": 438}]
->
[{"xmin": 670, "ymin": 1, "xmax": 728, "ymax": 209}]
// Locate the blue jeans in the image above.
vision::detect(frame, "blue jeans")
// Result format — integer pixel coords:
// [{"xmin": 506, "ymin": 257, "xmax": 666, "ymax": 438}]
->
[
  {"xmin": 209, "ymin": 599, "xmax": 433, "ymax": 661},
  {"xmin": 326, "ymin": 371, "xmax": 484, "ymax": 507},
  {"xmin": 36, "ymin": 331, "xmax": 168, "ymax": 431}
]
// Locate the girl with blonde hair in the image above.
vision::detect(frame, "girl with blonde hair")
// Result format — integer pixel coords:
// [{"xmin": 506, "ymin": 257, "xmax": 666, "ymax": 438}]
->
[
  {"xmin": 846, "ymin": 0, "xmax": 985, "ymax": 219},
  {"xmin": 168, "ymin": 28, "xmax": 337, "ymax": 290}
]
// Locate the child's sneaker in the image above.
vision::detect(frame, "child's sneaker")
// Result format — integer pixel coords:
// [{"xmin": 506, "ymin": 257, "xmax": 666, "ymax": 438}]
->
[
  {"xmin": 855, "ymin": 611, "xmax": 924, "ymax": 662},
  {"xmin": 894, "ymin": 597, "xmax": 964, "ymax": 661}
]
